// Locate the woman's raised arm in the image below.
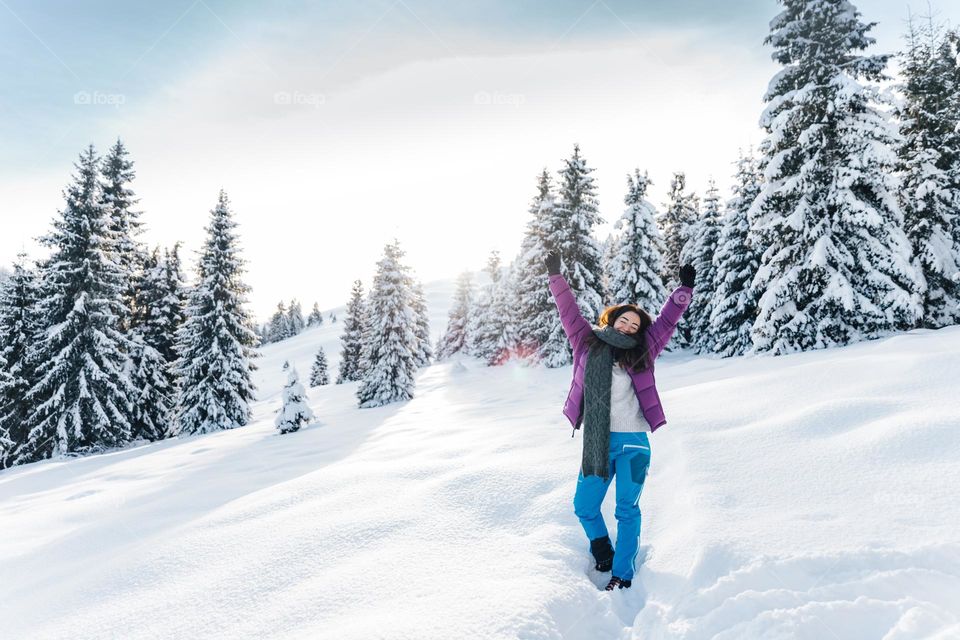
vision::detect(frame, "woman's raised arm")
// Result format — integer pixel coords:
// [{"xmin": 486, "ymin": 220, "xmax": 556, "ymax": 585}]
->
[
  {"xmin": 646, "ymin": 264, "xmax": 696, "ymax": 359},
  {"xmin": 546, "ymin": 251, "xmax": 593, "ymax": 352}
]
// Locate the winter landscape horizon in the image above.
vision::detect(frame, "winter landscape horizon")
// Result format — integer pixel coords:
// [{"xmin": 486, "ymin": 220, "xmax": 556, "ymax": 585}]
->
[{"xmin": 3, "ymin": 0, "xmax": 960, "ymax": 638}]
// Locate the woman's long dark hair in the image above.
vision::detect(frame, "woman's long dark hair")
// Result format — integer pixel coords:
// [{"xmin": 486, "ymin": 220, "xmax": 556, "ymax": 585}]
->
[{"xmin": 583, "ymin": 304, "xmax": 654, "ymax": 372}]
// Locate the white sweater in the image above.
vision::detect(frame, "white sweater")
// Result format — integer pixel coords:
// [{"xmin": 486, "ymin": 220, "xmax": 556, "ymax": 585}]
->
[{"xmin": 609, "ymin": 363, "xmax": 651, "ymax": 433}]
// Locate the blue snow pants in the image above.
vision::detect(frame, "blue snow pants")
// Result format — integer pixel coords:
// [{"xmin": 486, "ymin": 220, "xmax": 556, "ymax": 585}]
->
[{"xmin": 573, "ymin": 431, "xmax": 650, "ymax": 581}]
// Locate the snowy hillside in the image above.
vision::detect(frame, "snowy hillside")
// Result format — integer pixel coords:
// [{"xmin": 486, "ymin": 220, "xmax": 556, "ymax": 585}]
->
[
  {"xmin": 2, "ymin": 317, "xmax": 959, "ymax": 639},
  {"xmin": 254, "ymin": 274, "xmax": 464, "ymax": 400}
]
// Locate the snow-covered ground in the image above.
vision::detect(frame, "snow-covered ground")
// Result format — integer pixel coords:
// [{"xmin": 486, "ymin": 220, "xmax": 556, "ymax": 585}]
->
[{"xmin": 2, "ymin": 318, "xmax": 959, "ymax": 639}]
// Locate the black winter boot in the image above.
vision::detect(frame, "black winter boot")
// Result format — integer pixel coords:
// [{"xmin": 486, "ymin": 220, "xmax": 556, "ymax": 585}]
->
[
  {"xmin": 590, "ymin": 536, "xmax": 614, "ymax": 573},
  {"xmin": 604, "ymin": 576, "xmax": 632, "ymax": 591}
]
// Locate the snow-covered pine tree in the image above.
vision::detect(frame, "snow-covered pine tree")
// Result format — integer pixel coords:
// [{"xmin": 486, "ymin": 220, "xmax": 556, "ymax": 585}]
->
[
  {"xmin": 127, "ymin": 334, "xmax": 171, "ymax": 442},
  {"xmin": 156, "ymin": 243, "xmax": 188, "ymax": 365},
  {"xmin": 356, "ymin": 240, "xmax": 418, "ymax": 407},
  {"xmin": 275, "ymin": 364, "xmax": 314, "ymax": 434},
  {"xmin": 100, "ymin": 137, "xmax": 145, "ymax": 332},
  {"xmin": 126, "ymin": 248, "xmax": 175, "ymax": 441},
  {"xmin": 330, "ymin": 313, "xmax": 337, "ymax": 322},
  {"xmin": 307, "ymin": 302, "xmax": 324, "ymax": 327},
  {"xmin": 463, "ymin": 306, "xmax": 485, "ymax": 360},
  {"xmin": 485, "ymin": 261, "xmax": 519, "ymax": 366},
  {"xmin": 710, "ymin": 149, "xmax": 764, "ymax": 357},
  {"xmin": 287, "ymin": 299, "xmax": 305, "ymax": 336},
  {"xmin": 173, "ymin": 190, "xmax": 258, "ymax": 436},
  {"xmin": 658, "ymin": 172, "xmax": 699, "ymax": 348},
  {"xmin": 465, "ymin": 250, "xmax": 518, "ymax": 365},
  {"xmin": 895, "ymin": 16, "xmax": 960, "ymax": 327},
  {"xmin": 687, "ymin": 179, "xmax": 723, "ymax": 353},
  {"xmin": 0, "ymin": 357, "xmax": 13, "ymax": 468},
  {"xmin": 465, "ymin": 250, "xmax": 500, "ymax": 360},
  {"xmin": 607, "ymin": 170, "xmax": 668, "ymax": 313},
  {"xmin": 599, "ymin": 232, "xmax": 620, "ymax": 306},
  {"xmin": 309, "ymin": 347, "xmax": 330, "ymax": 386},
  {"xmin": 658, "ymin": 172, "xmax": 699, "ymax": 289},
  {"xmin": 551, "ymin": 144, "xmax": 605, "ymax": 327},
  {"xmin": 512, "ymin": 169, "xmax": 562, "ymax": 365},
  {"xmin": 0, "ymin": 254, "xmax": 42, "ymax": 467},
  {"xmin": 20, "ymin": 145, "xmax": 137, "ymax": 462},
  {"xmin": 336, "ymin": 280, "xmax": 366, "ymax": 384},
  {"xmin": 267, "ymin": 301, "xmax": 290, "ymax": 343},
  {"xmin": 408, "ymin": 279, "xmax": 433, "ymax": 367},
  {"xmin": 950, "ymin": 29, "xmax": 960, "ymax": 289},
  {"xmin": 0, "ymin": 379, "xmax": 12, "ymax": 467},
  {"xmin": 358, "ymin": 289, "xmax": 375, "ymax": 376},
  {"xmin": 751, "ymin": 0, "xmax": 924, "ymax": 354},
  {"xmin": 435, "ymin": 271, "xmax": 473, "ymax": 360}
]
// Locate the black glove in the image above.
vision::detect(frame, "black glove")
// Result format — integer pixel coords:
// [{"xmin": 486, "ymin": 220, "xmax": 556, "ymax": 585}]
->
[
  {"xmin": 679, "ymin": 264, "xmax": 696, "ymax": 288},
  {"xmin": 545, "ymin": 251, "xmax": 561, "ymax": 276}
]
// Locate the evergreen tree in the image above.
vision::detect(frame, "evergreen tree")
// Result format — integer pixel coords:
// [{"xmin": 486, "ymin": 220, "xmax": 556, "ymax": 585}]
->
[
  {"xmin": 21, "ymin": 145, "xmax": 137, "ymax": 461},
  {"xmin": 607, "ymin": 170, "xmax": 668, "ymax": 312},
  {"xmin": 659, "ymin": 172, "xmax": 699, "ymax": 289},
  {"xmin": 408, "ymin": 279, "xmax": 433, "ymax": 367},
  {"xmin": 465, "ymin": 250, "xmax": 500, "ymax": 359},
  {"xmin": 356, "ymin": 240, "xmax": 418, "ymax": 407},
  {"xmin": 0, "ymin": 254, "xmax": 42, "ymax": 467},
  {"xmin": 0, "ymin": 355, "xmax": 13, "ymax": 468},
  {"xmin": 100, "ymin": 138, "xmax": 145, "ymax": 332},
  {"xmin": 466, "ymin": 251, "xmax": 515, "ymax": 365},
  {"xmin": 307, "ymin": 302, "xmax": 324, "ymax": 327},
  {"xmin": 275, "ymin": 364, "xmax": 314, "ymax": 434},
  {"xmin": 436, "ymin": 271, "xmax": 473, "ymax": 360},
  {"xmin": 155, "ymin": 243, "xmax": 189, "ymax": 364},
  {"xmin": 358, "ymin": 290, "xmax": 375, "ymax": 378},
  {"xmin": 173, "ymin": 190, "xmax": 258, "ymax": 436},
  {"xmin": 330, "ymin": 313, "xmax": 337, "ymax": 323},
  {"xmin": 486, "ymin": 261, "xmax": 519, "ymax": 366},
  {"xmin": 658, "ymin": 172, "xmax": 699, "ymax": 347},
  {"xmin": 287, "ymin": 299, "xmax": 305, "ymax": 336},
  {"xmin": 950, "ymin": 28, "xmax": 960, "ymax": 290},
  {"xmin": 512, "ymin": 170, "xmax": 562, "ymax": 365},
  {"xmin": 551, "ymin": 144, "xmax": 605, "ymax": 328},
  {"xmin": 267, "ymin": 301, "xmax": 290, "ymax": 343},
  {"xmin": 127, "ymin": 248, "xmax": 174, "ymax": 441},
  {"xmin": 127, "ymin": 334, "xmax": 171, "ymax": 442},
  {"xmin": 336, "ymin": 280, "xmax": 366, "ymax": 384},
  {"xmin": 309, "ymin": 347, "xmax": 330, "ymax": 386},
  {"xmin": 751, "ymin": 0, "xmax": 924, "ymax": 354},
  {"xmin": 710, "ymin": 149, "xmax": 764, "ymax": 357},
  {"xmin": 687, "ymin": 179, "xmax": 723, "ymax": 353},
  {"xmin": 895, "ymin": 17, "xmax": 960, "ymax": 327},
  {"xmin": 599, "ymin": 232, "xmax": 619, "ymax": 306}
]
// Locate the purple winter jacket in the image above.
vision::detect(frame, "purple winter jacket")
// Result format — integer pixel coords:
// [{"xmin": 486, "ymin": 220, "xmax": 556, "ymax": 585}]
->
[{"xmin": 548, "ymin": 274, "xmax": 693, "ymax": 434}]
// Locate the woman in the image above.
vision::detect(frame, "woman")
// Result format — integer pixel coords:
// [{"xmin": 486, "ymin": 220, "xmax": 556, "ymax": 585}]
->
[{"xmin": 545, "ymin": 250, "xmax": 695, "ymax": 591}]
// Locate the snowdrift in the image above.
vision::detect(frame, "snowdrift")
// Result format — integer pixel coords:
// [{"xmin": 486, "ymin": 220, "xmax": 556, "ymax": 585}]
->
[{"xmin": 2, "ymin": 324, "xmax": 959, "ymax": 639}]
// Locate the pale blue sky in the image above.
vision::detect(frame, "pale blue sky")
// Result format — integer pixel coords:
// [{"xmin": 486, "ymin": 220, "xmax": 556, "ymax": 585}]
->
[
  {"xmin": 1, "ymin": 0, "xmax": 777, "ymax": 170},
  {"xmin": 1, "ymin": 0, "xmax": 956, "ymax": 320}
]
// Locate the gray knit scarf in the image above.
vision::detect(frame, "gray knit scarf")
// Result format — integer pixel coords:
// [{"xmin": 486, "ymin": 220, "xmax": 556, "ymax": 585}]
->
[{"xmin": 581, "ymin": 325, "xmax": 641, "ymax": 480}]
